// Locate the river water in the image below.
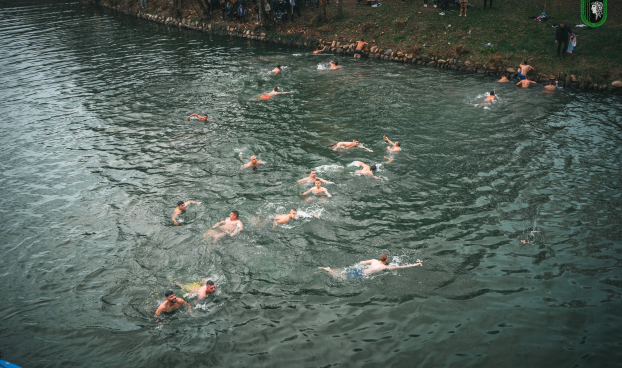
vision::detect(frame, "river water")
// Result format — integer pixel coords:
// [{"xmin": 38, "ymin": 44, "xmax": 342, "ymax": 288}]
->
[{"xmin": 1, "ymin": 1, "xmax": 621, "ymax": 367}]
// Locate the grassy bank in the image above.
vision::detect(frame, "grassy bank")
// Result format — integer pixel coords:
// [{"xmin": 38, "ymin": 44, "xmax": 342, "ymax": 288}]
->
[{"xmin": 97, "ymin": 0, "xmax": 621, "ymax": 84}]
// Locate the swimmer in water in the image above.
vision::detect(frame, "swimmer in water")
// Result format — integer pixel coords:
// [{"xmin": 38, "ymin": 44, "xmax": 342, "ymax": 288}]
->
[
  {"xmin": 204, "ymin": 211, "xmax": 244, "ymax": 243},
  {"xmin": 318, "ymin": 254, "xmax": 423, "ymax": 279},
  {"xmin": 258, "ymin": 86, "xmax": 293, "ymax": 100},
  {"xmin": 313, "ymin": 45, "xmax": 327, "ymax": 54},
  {"xmin": 497, "ymin": 76, "xmax": 510, "ymax": 83},
  {"xmin": 474, "ymin": 91, "xmax": 497, "ymax": 107},
  {"xmin": 154, "ymin": 290, "xmax": 191, "ymax": 321},
  {"xmin": 300, "ymin": 179, "xmax": 332, "ymax": 199},
  {"xmin": 174, "ymin": 279, "xmax": 216, "ymax": 300},
  {"xmin": 329, "ymin": 60, "xmax": 341, "ymax": 70},
  {"xmin": 272, "ymin": 208, "xmax": 320, "ymax": 228},
  {"xmin": 332, "ymin": 139, "xmax": 373, "ymax": 152},
  {"xmin": 187, "ymin": 113, "xmax": 209, "ymax": 122},
  {"xmin": 172, "ymin": 200, "xmax": 202, "ymax": 226},
  {"xmin": 516, "ymin": 78, "xmax": 537, "ymax": 88},
  {"xmin": 272, "ymin": 64, "xmax": 282, "ymax": 74},
  {"xmin": 352, "ymin": 161, "xmax": 380, "ymax": 179},
  {"xmin": 383, "ymin": 135, "xmax": 401, "ymax": 163},
  {"xmin": 544, "ymin": 80, "xmax": 558, "ymax": 91},
  {"xmin": 297, "ymin": 170, "xmax": 334, "ymax": 185},
  {"xmin": 241, "ymin": 156, "xmax": 264, "ymax": 169}
]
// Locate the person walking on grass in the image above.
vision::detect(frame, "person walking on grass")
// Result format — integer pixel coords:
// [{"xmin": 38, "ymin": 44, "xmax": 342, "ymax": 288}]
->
[{"xmin": 555, "ymin": 23, "xmax": 572, "ymax": 57}]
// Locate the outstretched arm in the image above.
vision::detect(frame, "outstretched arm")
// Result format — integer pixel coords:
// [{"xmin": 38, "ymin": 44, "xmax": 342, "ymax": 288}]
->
[
  {"xmin": 187, "ymin": 113, "xmax": 199, "ymax": 120},
  {"xmin": 383, "ymin": 135, "xmax": 395, "ymax": 145},
  {"xmin": 186, "ymin": 201, "xmax": 201, "ymax": 206},
  {"xmin": 323, "ymin": 188, "xmax": 333, "ymax": 198},
  {"xmin": 516, "ymin": 81, "xmax": 522, "ymax": 86},
  {"xmin": 319, "ymin": 178, "xmax": 334, "ymax": 184},
  {"xmin": 386, "ymin": 260, "xmax": 423, "ymax": 270},
  {"xmin": 210, "ymin": 220, "xmax": 225, "ymax": 229},
  {"xmin": 300, "ymin": 188, "xmax": 313, "ymax": 196},
  {"xmin": 360, "ymin": 145, "xmax": 374, "ymax": 152},
  {"xmin": 172, "ymin": 209, "xmax": 181, "ymax": 226}
]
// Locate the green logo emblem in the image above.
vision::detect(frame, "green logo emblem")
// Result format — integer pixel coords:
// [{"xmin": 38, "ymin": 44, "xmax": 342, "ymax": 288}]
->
[{"xmin": 581, "ymin": 0, "xmax": 606, "ymax": 27}]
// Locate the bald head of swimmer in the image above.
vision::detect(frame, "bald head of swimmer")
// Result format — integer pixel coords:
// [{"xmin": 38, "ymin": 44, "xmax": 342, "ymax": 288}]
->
[{"xmin": 379, "ymin": 254, "xmax": 388, "ymax": 264}]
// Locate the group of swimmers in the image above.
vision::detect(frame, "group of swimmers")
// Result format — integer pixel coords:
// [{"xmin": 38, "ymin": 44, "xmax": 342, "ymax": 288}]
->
[{"xmin": 156, "ymin": 58, "xmax": 421, "ymax": 321}]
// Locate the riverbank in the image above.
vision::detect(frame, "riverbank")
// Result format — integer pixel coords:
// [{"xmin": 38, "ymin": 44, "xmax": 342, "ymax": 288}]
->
[{"xmin": 92, "ymin": 0, "xmax": 621, "ymax": 90}]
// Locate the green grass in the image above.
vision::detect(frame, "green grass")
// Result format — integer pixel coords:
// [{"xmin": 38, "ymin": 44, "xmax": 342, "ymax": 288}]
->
[{"xmin": 107, "ymin": 0, "xmax": 622, "ymax": 83}]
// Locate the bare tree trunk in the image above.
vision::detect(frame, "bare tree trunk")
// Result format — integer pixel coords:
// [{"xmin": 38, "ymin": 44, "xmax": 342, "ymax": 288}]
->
[
  {"xmin": 337, "ymin": 0, "xmax": 342, "ymax": 18},
  {"xmin": 320, "ymin": 0, "xmax": 326, "ymax": 21},
  {"xmin": 257, "ymin": 0, "xmax": 265, "ymax": 25},
  {"xmin": 173, "ymin": 0, "xmax": 182, "ymax": 18}
]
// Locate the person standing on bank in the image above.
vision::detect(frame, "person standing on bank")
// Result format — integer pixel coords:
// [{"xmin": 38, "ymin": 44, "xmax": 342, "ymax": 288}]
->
[{"xmin": 555, "ymin": 23, "xmax": 572, "ymax": 57}]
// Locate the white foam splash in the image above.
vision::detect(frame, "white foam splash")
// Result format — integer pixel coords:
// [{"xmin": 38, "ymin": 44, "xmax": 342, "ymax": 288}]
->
[
  {"xmin": 314, "ymin": 164, "xmax": 343, "ymax": 172},
  {"xmin": 317, "ymin": 63, "xmax": 330, "ymax": 70}
]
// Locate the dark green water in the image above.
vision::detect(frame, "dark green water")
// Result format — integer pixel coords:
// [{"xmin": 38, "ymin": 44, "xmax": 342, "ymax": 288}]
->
[{"xmin": 1, "ymin": 1, "xmax": 621, "ymax": 367}]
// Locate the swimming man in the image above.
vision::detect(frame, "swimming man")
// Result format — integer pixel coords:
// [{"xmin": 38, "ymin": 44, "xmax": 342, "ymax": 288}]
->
[
  {"xmin": 474, "ymin": 91, "xmax": 497, "ymax": 107},
  {"xmin": 313, "ymin": 45, "xmax": 327, "ymax": 54},
  {"xmin": 497, "ymin": 76, "xmax": 509, "ymax": 83},
  {"xmin": 516, "ymin": 78, "xmax": 537, "ymax": 88},
  {"xmin": 352, "ymin": 161, "xmax": 380, "ymax": 179},
  {"xmin": 241, "ymin": 156, "xmax": 264, "ymax": 169},
  {"xmin": 154, "ymin": 290, "xmax": 191, "ymax": 321},
  {"xmin": 272, "ymin": 208, "xmax": 320, "ymax": 228},
  {"xmin": 330, "ymin": 60, "xmax": 341, "ymax": 70},
  {"xmin": 258, "ymin": 86, "xmax": 293, "ymax": 100},
  {"xmin": 174, "ymin": 279, "xmax": 216, "ymax": 300},
  {"xmin": 544, "ymin": 80, "xmax": 558, "ymax": 91},
  {"xmin": 300, "ymin": 179, "xmax": 332, "ymax": 199},
  {"xmin": 204, "ymin": 211, "xmax": 244, "ymax": 242},
  {"xmin": 297, "ymin": 170, "xmax": 333, "ymax": 185},
  {"xmin": 383, "ymin": 135, "xmax": 401, "ymax": 163},
  {"xmin": 187, "ymin": 113, "xmax": 209, "ymax": 122},
  {"xmin": 352, "ymin": 39, "xmax": 368, "ymax": 59},
  {"xmin": 272, "ymin": 64, "xmax": 282, "ymax": 74},
  {"xmin": 518, "ymin": 61, "xmax": 534, "ymax": 80},
  {"xmin": 172, "ymin": 200, "xmax": 202, "ymax": 225},
  {"xmin": 332, "ymin": 139, "xmax": 373, "ymax": 152},
  {"xmin": 318, "ymin": 254, "xmax": 423, "ymax": 279}
]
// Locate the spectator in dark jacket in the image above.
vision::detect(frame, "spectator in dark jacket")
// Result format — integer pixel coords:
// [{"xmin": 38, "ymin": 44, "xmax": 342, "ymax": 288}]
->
[{"xmin": 555, "ymin": 23, "xmax": 572, "ymax": 57}]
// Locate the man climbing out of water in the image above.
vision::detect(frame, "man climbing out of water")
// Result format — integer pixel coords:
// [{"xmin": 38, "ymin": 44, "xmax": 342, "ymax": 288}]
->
[
  {"xmin": 258, "ymin": 86, "xmax": 293, "ymax": 100},
  {"xmin": 187, "ymin": 113, "xmax": 209, "ymax": 122},
  {"xmin": 174, "ymin": 279, "xmax": 216, "ymax": 300},
  {"xmin": 172, "ymin": 200, "xmax": 202, "ymax": 225},
  {"xmin": 241, "ymin": 155, "xmax": 264, "ymax": 169},
  {"xmin": 272, "ymin": 208, "xmax": 320, "ymax": 228},
  {"xmin": 332, "ymin": 139, "xmax": 373, "ymax": 152},
  {"xmin": 318, "ymin": 254, "xmax": 423, "ymax": 279},
  {"xmin": 300, "ymin": 179, "xmax": 332, "ymax": 199},
  {"xmin": 204, "ymin": 211, "xmax": 244, "ymax": 242},
  {"xmin": 329, "ymin": 60, "xmax": 341, "ymax": 70},
  {"xmin": 518, "ymin": 61, "xmax": 534, "ymax": 81},
  {"xmin": 474, "ymin": 91, "xmax": 497, "ymax": 107},
  {"xmin": 352, "ymin": 39, "xmax": 368, "ymax": 59},
  {"xmin": 516, "ymin": 78, "xmax": 537, "ymax": 88},
  {"xmin": 313, "ymin": 45, "xmax": 327, "ymax": 54},
  {"xmin": 297, "ymin": 170, "xmax": 333, "ymax": 185},
  {"xmin": 154, "ymin": 291, "xmax": 191, "ymax": 321},
  {"xmin": 383, "ymin": 135, "xmax": 401, "ymax": 163},
  {"xmin": 352, "ymin": 161, "xmax": 380, "ymax": 179}
]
